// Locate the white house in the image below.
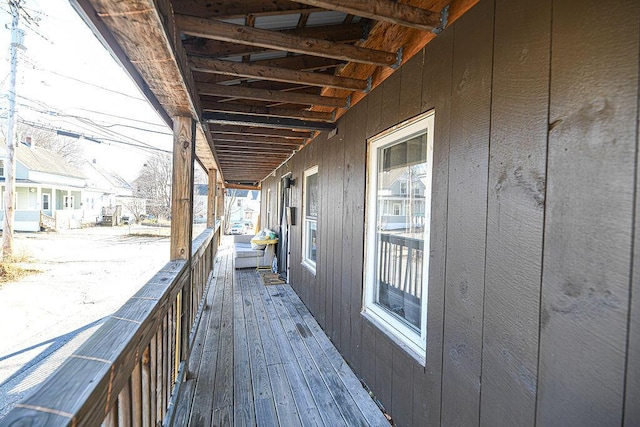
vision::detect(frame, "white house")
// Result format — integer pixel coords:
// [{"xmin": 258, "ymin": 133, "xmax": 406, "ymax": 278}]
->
[
  {"xmin": 82, "ymin": 160, "xmax": 144, "ymax": 223},
  {"xmin": 0, "ymin": 141, "xmax": 85, "ymax": 231}
]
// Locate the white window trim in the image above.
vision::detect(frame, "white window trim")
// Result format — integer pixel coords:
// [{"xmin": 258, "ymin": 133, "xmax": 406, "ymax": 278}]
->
[
  {"xmin": 363, "ymin": 110, "xmax": 434, "ymax": 362},
  {"xmin": 301, "ymin": 165, "xmax": 318, "ymax": 274},
  {"xmin": 42, "ymin": 193, "xmax": 50, "ymax": 210}
]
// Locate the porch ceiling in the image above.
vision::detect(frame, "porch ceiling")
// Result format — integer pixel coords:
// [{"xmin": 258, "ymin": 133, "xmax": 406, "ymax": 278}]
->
[{"xmin": 71, "ymin": 0, "xmax": 479, "ymax": 189}]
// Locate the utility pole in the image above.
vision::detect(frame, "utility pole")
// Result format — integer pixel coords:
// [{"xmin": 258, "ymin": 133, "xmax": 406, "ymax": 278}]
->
[{"xmin": 3, "ymin": 0, "xmax": 24, "ymax": 259}]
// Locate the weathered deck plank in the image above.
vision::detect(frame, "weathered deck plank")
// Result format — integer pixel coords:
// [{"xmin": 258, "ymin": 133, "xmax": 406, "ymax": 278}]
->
[{"xmin": 171, "ymin": 242, "xmax": 387, "ymax": 426}]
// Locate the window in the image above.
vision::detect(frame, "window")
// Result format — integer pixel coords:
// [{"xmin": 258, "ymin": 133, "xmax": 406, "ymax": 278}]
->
[
  {"xmin": 0, "ymin": 159, "xmax": 4, "ymax": 176},
  {"xmin": 364, "ymin": 111, "xmax": 434, "ymax": 361},
  {"xmin": 64, "ymin": 195, "xmax": 74, "ymax": 209},
  {"xmin": 302, "ymin": 166, "xmax": 318, "ymax": 273},
  {"xmin": 42, "ymin": 194, "xmax": 50, "ymax": 210}
]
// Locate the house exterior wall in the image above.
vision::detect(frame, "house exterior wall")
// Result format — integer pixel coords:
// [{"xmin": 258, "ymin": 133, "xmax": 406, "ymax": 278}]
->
[{"xmin": 260, "ymin": 0, "xmax": 640, "ymax": 425}]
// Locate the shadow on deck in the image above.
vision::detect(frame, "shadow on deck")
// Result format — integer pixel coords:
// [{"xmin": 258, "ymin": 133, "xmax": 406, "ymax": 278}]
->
[{"xmin": 170, "ymin": 242, "xmax": 389, "ymax": 426}]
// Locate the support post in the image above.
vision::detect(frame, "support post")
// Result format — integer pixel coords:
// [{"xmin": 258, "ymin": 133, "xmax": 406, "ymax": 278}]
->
[
  {"xmin": 207, "ymin": 168, "xmax": 217, "ymax": 228},
  {"xmin": 170, "ymin": 116, "xmax": 195, "ymax": 261},
  {"xmin": 170, "ymin": 116, "xmax": 195, "ymax": 368},
  {"xmin": 217, "ymin": 183, "xmax": 225, "ymax": 232}
]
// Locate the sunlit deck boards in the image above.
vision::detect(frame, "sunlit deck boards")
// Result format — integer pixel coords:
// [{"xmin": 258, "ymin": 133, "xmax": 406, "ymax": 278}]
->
[{"xmin": 171, "ymin": 247, "xmax": 389, "ymax": 426}]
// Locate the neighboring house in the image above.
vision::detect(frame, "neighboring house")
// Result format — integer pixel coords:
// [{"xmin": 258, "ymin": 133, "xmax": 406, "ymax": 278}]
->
[
  {"xmin": 377, "ymin": 168, "xmax": 427, "ymax": 231},
  {"xmin": 0, "ymin": 141, "xmax": 85, "ymax": 231},
  {"xmin": 227, "ymin": 189, "xmax": 260, "ymax": 225},
  {"xmin": 82, "ymin": 160, "xmax": 144, "ymax": 224}
]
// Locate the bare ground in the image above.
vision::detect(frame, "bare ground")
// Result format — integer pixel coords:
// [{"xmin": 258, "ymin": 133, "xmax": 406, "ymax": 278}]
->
[{"xmin": 0, "ymin": 224, "xmax": 178, "ymax": 418}]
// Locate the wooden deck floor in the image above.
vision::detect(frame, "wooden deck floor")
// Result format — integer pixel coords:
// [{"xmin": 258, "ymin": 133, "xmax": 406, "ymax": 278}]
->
[{"xmin": 171, "ymin": 244, "xmax": 389, "ymax": 426}]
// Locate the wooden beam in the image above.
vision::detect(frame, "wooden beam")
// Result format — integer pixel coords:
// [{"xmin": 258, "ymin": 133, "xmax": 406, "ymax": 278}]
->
[
  {"xmin": 212, "ymin": 135, "xmax": 304, "ymax": 146},
  {"xmin": 198, "ymin": 82, "xmax": 348, "ymax": 108},
  {"xmin": 291, "ymin": 0, "xmax": 445, "ymax": 32},
  {"xmin": 175, "ymin": 14, "xmax": 399, "ymax": 67},
  {"xmin": 209, "ymin": 125, "xmax": 313, "ymax": 139},
  {"xmin": 202, "ymin": 101, "xmax": 334, "ymax": 122},
  {"xmin": 170, "ymin": 116, "xmax": 194, "ymax": 261},
  {"xmin": 204, "ymin": 112, "xmax": 336, "ymax": 131},
  {"xmin": 190, "ymin": 57, "xmax": 369, "ymax": 92},
  {"xmin": 216, "ymin": 148, "xmax": 293, "ymax": 156},
  {"xmin": 173, "ymin": 1, "xmax": 320, "ymax": 20},
  {"xmin": 183, "ymin": 23, "xmax": 363, "ymax": 59},
  {"xmin": 216, "ymin": 143, "xmax": 298, "ymax": 155},
  {"xmin": 224, "ymin": 183, "xmax": 262, "ymax": 190}
]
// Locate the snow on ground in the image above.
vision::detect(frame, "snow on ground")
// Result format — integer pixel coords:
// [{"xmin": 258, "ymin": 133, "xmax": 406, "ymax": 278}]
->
[{"xmin": 0, "ymin": 225, "xmax": 176, "ymax": 418}]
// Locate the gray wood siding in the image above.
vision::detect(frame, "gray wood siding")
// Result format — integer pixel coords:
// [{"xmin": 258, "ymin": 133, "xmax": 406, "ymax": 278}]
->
[{"xmin": 259, "ymin": 0, "xmax": 640, "ymax": 424}]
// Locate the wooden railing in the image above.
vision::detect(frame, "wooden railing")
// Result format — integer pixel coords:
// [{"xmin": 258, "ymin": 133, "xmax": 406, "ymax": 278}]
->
[
  {"xmin": 377, "ymin": 233, "xmax": 424, "ymax": 328},
  {"xmin": 39, "ymin": 211, "xmax": 56, "ymax": 231},
  {"xmin": 0, "ymin": 224, "xmax": 222, "ymax": 427}
]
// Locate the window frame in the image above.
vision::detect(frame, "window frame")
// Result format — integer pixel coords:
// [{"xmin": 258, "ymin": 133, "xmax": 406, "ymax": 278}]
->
[
  {"xmin": 363, "ymin": 111, "xmax": 434, "ymax": 362},
  {"xmin": 42, "ymin": 193, "xmax": 50, "ymax": 210},
  {"xmin": 301, "ymin": 165, "xmax": 318, "ymax": 274}
]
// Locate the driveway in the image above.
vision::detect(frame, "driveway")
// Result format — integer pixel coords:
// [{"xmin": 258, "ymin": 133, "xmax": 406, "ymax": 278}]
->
[{"xmin": 0, "ymin": 225, "xmax": 173, "ymax": 418}]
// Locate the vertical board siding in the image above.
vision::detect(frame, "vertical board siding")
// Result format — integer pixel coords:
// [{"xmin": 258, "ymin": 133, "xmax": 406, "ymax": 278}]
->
[
  {"xmin": 255, "ymin": 0, "xmax": 640, "ymax": 425},
  {"xmin": 538, "ymin": 0, "xmax": 640, "ymax": 425},
  {"xmin": 441, "ymin": 0, "xmax": 494, "ymax": 425},
  {"xmin": 419, "ymin": 26, "xmax": 455, "ymax": 427},
  {"xmin": 331, "ymin": 119, "xmax": 345, "ymax": 347},
  {"xmin": 341, "ymin": 107, "xmax": 356, "ymax": 365},
  {"xmin": 349, "ymin": 100, "xmax": 368, "ymax": 374},
  {"xmin": 627, "ymin": 51, "xmax": 640, "ymax": 425},
  {"xmin": 479, "ymin": 0, "xmax": 551, "ymax": 425}
]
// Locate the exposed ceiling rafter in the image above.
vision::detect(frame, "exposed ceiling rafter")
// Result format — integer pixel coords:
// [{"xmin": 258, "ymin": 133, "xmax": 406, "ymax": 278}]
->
[
  {"xmin": 290, "ymin": 0, "xmax": 448, "ymax": 33},
  {"xmin": 175, "ymin": 14, "xmax": 400, "ymax": 68},
  {"xmin": 203, "ymin": 101, "xmax": 334, "ymax": 122},
  {"xmin": 204, "ymin": 112, "xmax": 336, "ymax": 132},
  {"xmin": 190, "ymin": 57, "xmax": 370, "ymax": 92},
  {"xmin": 208, "ymin": 125, "xmax": 313, "ymax": 139},
  {"xmin": 198, "ymin": 82, "xmax": 349, "ymax": 108}
]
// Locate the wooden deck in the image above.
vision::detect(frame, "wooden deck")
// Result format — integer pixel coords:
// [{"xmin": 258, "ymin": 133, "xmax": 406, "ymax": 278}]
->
[{"xmin": 170, "ymin": 243, "xmax": 389, "ymax": 426}]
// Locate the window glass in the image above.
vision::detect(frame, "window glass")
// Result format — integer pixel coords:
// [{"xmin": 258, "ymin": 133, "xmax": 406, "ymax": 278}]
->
[{"xmin": 302, "ymin": 166, "xmax": 318, "ymax": 272}]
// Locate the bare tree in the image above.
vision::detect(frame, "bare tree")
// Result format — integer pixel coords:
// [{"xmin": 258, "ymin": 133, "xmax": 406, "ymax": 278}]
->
[
  {"xmin": 133, "ymin": 153, "xmax": 172, "ymax": 220},
  {"xmin": 119, "ymin": 196, "xmax": 147, "ymax": 223},
  {"xmin": 224, "ymin": 189, "xmax": 240, "ymax": 233}
]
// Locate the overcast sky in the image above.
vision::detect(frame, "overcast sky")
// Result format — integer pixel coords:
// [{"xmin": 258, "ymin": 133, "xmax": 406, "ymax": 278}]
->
[{"xmin": 0, "ymin": 0, "xmax": 174, "ymax": 181}]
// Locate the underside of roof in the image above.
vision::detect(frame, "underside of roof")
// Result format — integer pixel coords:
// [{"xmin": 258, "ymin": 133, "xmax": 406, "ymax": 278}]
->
[{"xmin": 71, "ymin": 0, "xmax": 479, "ymax": 189}]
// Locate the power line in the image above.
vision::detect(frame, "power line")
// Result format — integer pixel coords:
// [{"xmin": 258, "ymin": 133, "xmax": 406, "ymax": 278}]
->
[
  {"xmin": 22, "ymin": 60, "xmax": 147, "ymax": 102},
  {"xmin": 17, "ymin": 118, "xmax": 172, "ymax": 154}
]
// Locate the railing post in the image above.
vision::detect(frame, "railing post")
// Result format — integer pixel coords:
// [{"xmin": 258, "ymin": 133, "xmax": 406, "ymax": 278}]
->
[{"xmin": 207, "ymin": 168, "xmax": 217, "ymax": 228}]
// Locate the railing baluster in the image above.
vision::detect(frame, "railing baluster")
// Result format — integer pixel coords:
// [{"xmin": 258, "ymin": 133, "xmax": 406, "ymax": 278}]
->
[
  {"xmin": 118, "ymin": 378, "xmax": 132, "ymax": 427},
  {"xmin": 102, "ymin": 400, "xmax": 117, "ymax": 427},
  {"xmin": 131, "ymin": 357, "xmax": 142, "ymax": 425},
  {"xmin": 150, "ymin": 335, "xmax": 158, "ymax": 427},
  {"xmin": 162, "ymin": 310, "xmax": 169, "ymax": 420},
  {"xmin": 141, "ymin": 346, "xmax": 151, "ymax": 427}
]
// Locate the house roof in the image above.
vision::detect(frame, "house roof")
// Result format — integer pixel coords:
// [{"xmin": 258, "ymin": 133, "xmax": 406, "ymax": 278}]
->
[
  {"xmin": 7, "ymin": 144, "xmax": 85, "ymax": 179},
  {"xmin": 71, "ymin": 0, "xmax": 479, "ymax": 188},
  {"xmin": 83, "ymin": 161, "xmax": 132, "ymax": 191}
]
